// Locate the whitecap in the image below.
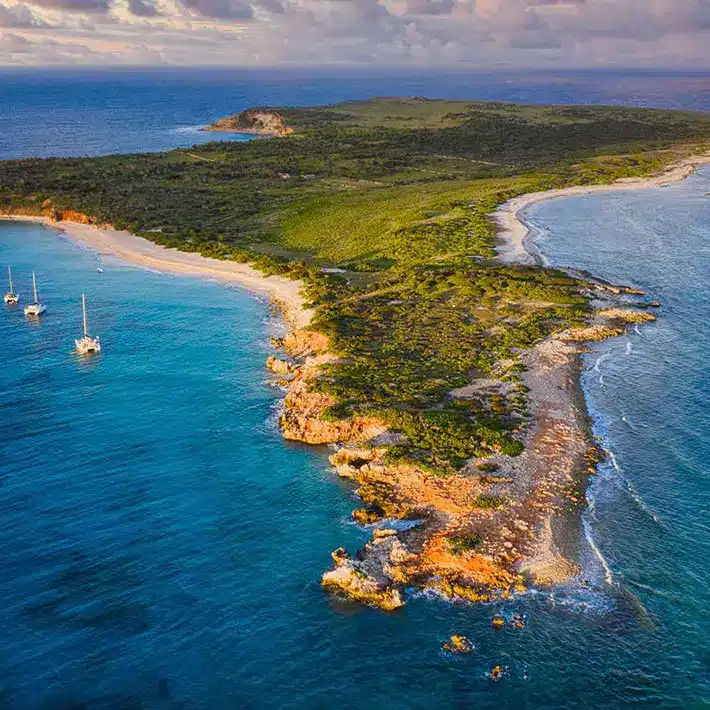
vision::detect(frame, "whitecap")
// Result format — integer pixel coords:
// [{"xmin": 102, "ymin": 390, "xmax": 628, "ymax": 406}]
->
[
  {"xmin": 172, "ymin": 124, "xmax": 204, "ymax": 134},
  {"xmin": 582, "ymin": 513, "xmax": 615, "ymax": 587}
]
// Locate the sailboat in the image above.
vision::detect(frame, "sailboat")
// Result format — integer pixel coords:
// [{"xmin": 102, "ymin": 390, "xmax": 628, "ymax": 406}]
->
[
  {"xmin": 4, "ymin": 266, "xmax": 19, "ymax": 304},
  {"xmin": 24, "ymin": 271, "xmax": 46, "ymax": 316},
  {"xmin": 75, "ymin": 293, "xmax": 101, "ymax": 355}
]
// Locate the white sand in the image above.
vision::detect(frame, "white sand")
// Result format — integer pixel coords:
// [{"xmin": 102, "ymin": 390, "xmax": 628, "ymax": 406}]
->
[
  {"xmin": 492, "ymin": 153, "xmax": 710, "ymax": 266},
  {"xmin": 6, "ymin": 154, "xmax": 708, "ymax": 331},
  {"xmin": 1, "ymin": 216, "xmax": 313, "ymax": 330}
]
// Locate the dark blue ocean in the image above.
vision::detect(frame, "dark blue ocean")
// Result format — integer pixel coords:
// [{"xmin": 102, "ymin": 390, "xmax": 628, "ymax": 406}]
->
[
  {"xmin": 2, "ymin": 68, "xmax": 710, "ymax": 159},
  {"xmin": 1, "ymin": 70, "xmax": 709, "ymax": 709}
]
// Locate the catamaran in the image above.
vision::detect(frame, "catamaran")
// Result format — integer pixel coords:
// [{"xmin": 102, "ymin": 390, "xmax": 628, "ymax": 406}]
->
[
  {"xmin": 24, "ymin": 271, "xmax": 46, "ymax": 316},
  {"xmin": 4, "ymin": 266, "xmax": 18, "ymax": 304},
  {"xmin": 75, "ymin": 293, "xmax": 101, "ymax": 355}
]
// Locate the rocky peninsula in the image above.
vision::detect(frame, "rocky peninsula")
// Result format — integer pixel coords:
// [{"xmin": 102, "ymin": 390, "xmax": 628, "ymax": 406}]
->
[
  {"xmin": 269, "ymin": 265, "xmax": 660, "ymax": 609},
  {"xmin": 2, "ymin": 98, "xmax": 709, "ymax": 611}
]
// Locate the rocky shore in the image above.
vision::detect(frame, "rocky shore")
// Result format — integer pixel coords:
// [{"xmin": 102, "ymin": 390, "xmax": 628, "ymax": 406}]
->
[
  {"xmin": 268, "ymin": 273, "xmax": 658, "ymax": 610},
  {"xmin": 202, "ymin": 109, "xmax": 294, "ymax": 136},
  {"xmin": 268, "ymin": 159, "xmax": 707, "ymax": 613},
  {"xmin": 5, "ymin": 155, "xmax": 694, "ymax": 613}
]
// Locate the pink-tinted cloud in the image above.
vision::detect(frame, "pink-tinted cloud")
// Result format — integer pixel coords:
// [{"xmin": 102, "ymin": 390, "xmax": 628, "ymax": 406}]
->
[{"xmin": 0, "ymin": 0, "xmax": 709, "ymax": 66}]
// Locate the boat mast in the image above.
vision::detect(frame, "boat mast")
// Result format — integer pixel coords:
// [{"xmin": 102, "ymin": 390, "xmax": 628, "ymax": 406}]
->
[
  {"xmin": 82, "ymin": 293, "xmax": 88, "ymax": 336},
  {"xmin": 32, "ymin": 271, "xmax": 38, "ymax": 304},
  {"xmin": 7, "ymin": 266, "xmax": 13, "ymax": 293}
]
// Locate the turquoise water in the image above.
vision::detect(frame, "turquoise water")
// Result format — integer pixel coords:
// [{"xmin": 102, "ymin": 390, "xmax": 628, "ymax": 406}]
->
[
  {"xmin": 3, "ymin": 175, "xmax": 709, "ymax": 707},
  {"xmin": 525, "ymin": 166, "xmax": 710, "ymax": 706},
  {"xmin": 2, "ymin": 72, "xmax": 710, "ymax": 708}
]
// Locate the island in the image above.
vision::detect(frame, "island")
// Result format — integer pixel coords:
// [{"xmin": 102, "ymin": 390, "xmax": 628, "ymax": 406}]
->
[{"xmin": 2, "ymin": 98, "xmax": 709, "ymax": 609}]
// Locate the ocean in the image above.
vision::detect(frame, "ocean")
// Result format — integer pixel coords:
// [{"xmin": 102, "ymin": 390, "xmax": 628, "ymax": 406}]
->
[
  {"xmin": 0, "ymin": 70, "xmax": 709, "ymax": 708},
  {"xmin": 2, "ymin": 68, "xmax": 710, "ymax": 159}
]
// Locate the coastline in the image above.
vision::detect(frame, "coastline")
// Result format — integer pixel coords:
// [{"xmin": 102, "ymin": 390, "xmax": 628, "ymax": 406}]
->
[
  {"xmin": 487, "ymin": 154, "xmax": 710, "ymax": 589},
  {"xmin": 2, "ymin": 153, "xmax": 704, "ymax": 610},
  {"xmin": 492, "ymin": 153, "xmax": 710, "ymax": 266},
  {"xmin": 0, "ymin": 215, "xmax": 313, "ymax": 331}
]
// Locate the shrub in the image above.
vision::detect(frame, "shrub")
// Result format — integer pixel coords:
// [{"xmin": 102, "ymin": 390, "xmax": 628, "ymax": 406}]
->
[
  {"xmin": 448, "ymin": 534, "xmax": 483, "ymax": 555},
  {"xmin": 473, "ymin": 495, "xmax": 504, "ymax": 510}
]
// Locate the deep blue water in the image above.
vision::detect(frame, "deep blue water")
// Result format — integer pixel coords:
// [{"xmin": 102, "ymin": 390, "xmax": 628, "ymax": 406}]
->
[
  {"xmin": 524, "ymin": 166, "xmax": 710, "ymax": 707},
  {"xmin": 1, "ymin": 70, "xmax": 709, "ymax": 708},
  {"xmin": 1, "ymin": 68, "xmax": 710, "ymax": 159}
]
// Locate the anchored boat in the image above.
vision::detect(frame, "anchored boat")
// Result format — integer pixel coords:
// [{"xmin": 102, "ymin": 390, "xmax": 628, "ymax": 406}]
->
[
  {"xmin": 4, "ymin": 266, "xmax": 18, "ymax": 304},
  {"xmin": 24, "ymin": 271, "xmax": 46, "ymax": 317},
  {"xmin": 75, "ymin": 293, "xmax": 101, "ymax": 355}
]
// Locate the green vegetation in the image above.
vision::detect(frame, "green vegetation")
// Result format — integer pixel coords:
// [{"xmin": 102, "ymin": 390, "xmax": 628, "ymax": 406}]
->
[
  {"xmin": 472, "ymin": 495, "xmax": 505, "ymax": 510},
  {"xmin": 2, "ymin": 98, "xmax": 709, "ymax": 473},
  {"xmin": 448, "ymin": 534, "xmax": 484, "ymax": 555}
]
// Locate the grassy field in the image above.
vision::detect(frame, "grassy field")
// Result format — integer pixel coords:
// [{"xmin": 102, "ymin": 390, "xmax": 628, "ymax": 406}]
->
[{"xmin": 2, "ymin": 98, "xmax": 709, "ymax": 472}]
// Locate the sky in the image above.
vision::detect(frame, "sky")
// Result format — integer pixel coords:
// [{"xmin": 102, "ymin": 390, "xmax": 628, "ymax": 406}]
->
[{"xmin": 0, "ymin": 0, "xmax": 709, "ymax": 67}]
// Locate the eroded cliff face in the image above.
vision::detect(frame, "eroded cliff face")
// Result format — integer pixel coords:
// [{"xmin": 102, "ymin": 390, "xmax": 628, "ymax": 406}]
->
[
  {"xmin": 0, "ymin": 202, "xmax": 100, "ymax": 226},
  {"xmin": 204, "ymin": 109, "xmax": 294, "ymax": 136}
]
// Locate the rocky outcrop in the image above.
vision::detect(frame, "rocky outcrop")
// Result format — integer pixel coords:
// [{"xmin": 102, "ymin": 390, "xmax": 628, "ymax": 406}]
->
[
  {"xmin": 280, "ymin": 372, "xmax": 386, "ymax": 444},
  {"xmin": 272, "ymin": 325, "xmax": 533, "ymax": 611},
  {"xmin": 321, "ymin": 541, "xmax": 405, "ymax": 611},
  {"xmin": 442, "ymin": 635, "xmax": 473, "ymax": 654},
  {"xmin": 0, "ymin": 205, "xmax": 109, "ymax": 230},
  {"xmin": 597, "ymin": 308, "xmax": 656, "ymax": 323},
  {"xmin": 272, "ymin": 284, "xmax": 659, "ymax": 612},
  {"xmin": 53, "ymin": 209, "xmax": 96, "ymax": 224},
  {"xmin": 204, "ymin": 109, "xmax": 294, "ymax": 136},
  {"xmin": 265, "ymin": 356, "xmax": 295, "ymax": 375}
]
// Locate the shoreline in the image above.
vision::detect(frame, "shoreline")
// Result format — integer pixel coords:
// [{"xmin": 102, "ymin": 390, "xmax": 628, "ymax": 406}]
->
[
  {"xmin": 0, "ymin": 215, "xmax": 313, "ymax": 331},
  {"xmin": 492, "ymin": 153, "xmax": 710, "ymax": 266},
  {"xmin": 2, "ymin": 154, "xmax": 701, "ymax": 608},
  {"xmin": 488, "ymin": 154, "xmax": 710, "ymax": 588}
]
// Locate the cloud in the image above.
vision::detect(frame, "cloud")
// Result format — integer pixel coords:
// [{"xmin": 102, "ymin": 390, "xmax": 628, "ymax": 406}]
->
[
  {"xmin": 404, "ymin": 0, "xmax": 455, "ymax": 15},
  {"xmin": 24, "ymin": 0, "xmax": 109, "ymax": 11},
  {"xmin": 179, "ymin": 0, "xmax": 253, "ymax": 18},
  {"xmin": 128, "ymin": 0, "xmax": 160, "ymax": 16},
  {"xmin": 1, "ymin": 0, "xmax": 709, "ymax": 66},
  {"xmin": 0, "ymin": 2, "xmax": 44, "ymax": 25},
  {"xmin": 0, "ymin": 28, "xmax": 32, "ymax": 46},
  {"xmin": 254, "ymin": 0, "xmax": 284, "ymax": 13}
]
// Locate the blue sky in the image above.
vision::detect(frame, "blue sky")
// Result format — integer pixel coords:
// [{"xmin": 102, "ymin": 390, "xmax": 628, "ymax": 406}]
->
[{"xmin": 0, "ymin": 0, "xmax": 709, "ymax": 67}]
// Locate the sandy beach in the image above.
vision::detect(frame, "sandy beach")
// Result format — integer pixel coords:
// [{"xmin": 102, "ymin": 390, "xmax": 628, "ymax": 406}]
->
[
  {"xmin": 4, "ymin": 153, "xmax": 706, "ymax": 601},
  {"xmin": 493, "ymin": 153, "xmax": 710, "ymax": 265},
  {"xmin": 487, "ymin": 153, "xmax": 710, "ymax": 586},
  {"xmin": 0, "ymin": 215, "xmax": 313, "ymax": 330}
]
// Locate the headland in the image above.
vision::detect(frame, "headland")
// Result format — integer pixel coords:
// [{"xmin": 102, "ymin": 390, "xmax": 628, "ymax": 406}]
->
[{"xmin": 2, "ymin": 98, "xmax": 710, "ymax": 610}]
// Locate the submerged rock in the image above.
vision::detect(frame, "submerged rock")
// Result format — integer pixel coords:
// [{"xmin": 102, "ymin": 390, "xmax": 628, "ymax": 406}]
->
[
  {"xmin": 442, "ymin": 635, "xmax": 473, "ymax": 654},
  {"xmin": 489, "ymin": 665, "xmax": 505, "ymax": 682},
  {"xmin": 511, "ymin": 614, "xmax": 526, "ymax": 629}
]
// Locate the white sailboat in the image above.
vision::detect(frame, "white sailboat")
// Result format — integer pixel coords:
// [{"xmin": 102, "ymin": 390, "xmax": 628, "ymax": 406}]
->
[
  {"xmin": 24, "ymin": 271, "xmax": 46, "ymax": 316},
  {"xmin": 4, "ymin": 266, "xmax": 19, "ymax": 304},
  {"xmin": 75, "ymin": 293, "xmax": 101, "ymax": 355}
]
